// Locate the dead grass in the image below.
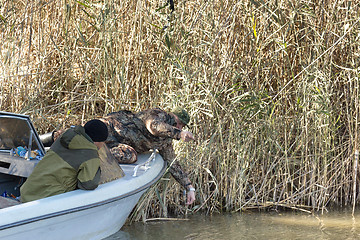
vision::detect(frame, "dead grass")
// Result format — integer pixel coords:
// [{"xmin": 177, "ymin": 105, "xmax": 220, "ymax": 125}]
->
[{"xmin": 1, "ymin": 0, "xmax": 360, "ymax": 218}]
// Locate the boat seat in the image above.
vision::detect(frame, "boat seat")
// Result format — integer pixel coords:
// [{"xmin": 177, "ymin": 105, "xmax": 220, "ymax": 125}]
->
[{"xmin": 0, "ymin": 196, "xmax": 21, "ymax": 209}]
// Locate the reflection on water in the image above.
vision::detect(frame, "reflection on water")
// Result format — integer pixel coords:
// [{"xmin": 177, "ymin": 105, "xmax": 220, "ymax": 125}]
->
[{"xmin": 104, "ymin": 209, "xmax": 360, "ymax": 240}]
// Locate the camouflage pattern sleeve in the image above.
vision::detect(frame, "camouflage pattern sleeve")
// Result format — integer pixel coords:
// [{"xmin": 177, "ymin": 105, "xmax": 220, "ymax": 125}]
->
[
  {"xmin": 159, "ymin": 144, "xmax": 192, "ymax": 188},
  {"xmin": 168, "ymin": 162, "xmax": 192, "ymax": 188},
  {"xmin": 146, "ymin": 119, "xmax": 182, "ymax": 140},
  {"xmin": 108, "ymin": 143, "xmax": 138, "ymax": 164},
  {"xmin": 139, "ymin": 109, "xmax": 182, "ymax": 140}
]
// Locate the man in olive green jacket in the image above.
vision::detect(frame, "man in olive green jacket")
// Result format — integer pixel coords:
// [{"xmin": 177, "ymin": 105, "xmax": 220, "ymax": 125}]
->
[{"xmin": 20, "ymin": 120, "xmax": 108, "ymax": 203}]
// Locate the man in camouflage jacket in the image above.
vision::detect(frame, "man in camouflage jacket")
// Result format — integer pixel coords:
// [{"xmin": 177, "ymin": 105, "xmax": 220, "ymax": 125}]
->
[{"xmin": 100, "ymin": 107, "xmax": 196, "ymax": 205}]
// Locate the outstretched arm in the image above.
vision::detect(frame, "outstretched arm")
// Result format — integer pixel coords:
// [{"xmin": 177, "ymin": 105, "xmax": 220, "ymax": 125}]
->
[
  {"xmin": 144, "ymin": 118, "xmax": 182, "ymax": 139},
  {"xmin": 160, "ymin": 146, "xmax": 196, "ymax": 205}
]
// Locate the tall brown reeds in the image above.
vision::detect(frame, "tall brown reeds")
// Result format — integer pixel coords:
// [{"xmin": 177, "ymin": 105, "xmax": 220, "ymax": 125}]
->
[{"xmin": 1, "ymin": 0, "xmax": 360, "ymax": 219}]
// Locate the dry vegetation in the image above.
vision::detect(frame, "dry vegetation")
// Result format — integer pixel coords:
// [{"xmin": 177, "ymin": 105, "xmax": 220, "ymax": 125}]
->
[{"xmin": 1, "ymin": 0, "xmax": 360, "ymax": 219}]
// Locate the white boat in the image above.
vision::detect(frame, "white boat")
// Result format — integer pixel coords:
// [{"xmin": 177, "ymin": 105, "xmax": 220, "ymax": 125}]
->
[{"xmin": 0, "ymin": 111, "xmax": 166, "ymax": 240}]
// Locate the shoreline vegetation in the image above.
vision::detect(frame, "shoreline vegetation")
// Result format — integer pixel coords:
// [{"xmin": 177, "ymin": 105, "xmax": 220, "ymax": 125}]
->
[{"xmin": 1, "ymin": 0, "xmax": 360, "ymax": 220}]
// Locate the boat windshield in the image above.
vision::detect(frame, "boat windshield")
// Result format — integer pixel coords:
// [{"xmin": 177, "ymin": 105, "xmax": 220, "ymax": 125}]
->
[{"xmin": 0, "ymin": 117, "xmax": 40, "ymax": 152}]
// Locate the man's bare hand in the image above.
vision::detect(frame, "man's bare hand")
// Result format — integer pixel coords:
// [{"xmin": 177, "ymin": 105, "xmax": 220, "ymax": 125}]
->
[
  {"xmin": 180, "ymin": 130, "xmax": 194, "ymax": 142},
  {"xmin": 186, "ymin": 185, "xmax": 196, "ymax": 205}
]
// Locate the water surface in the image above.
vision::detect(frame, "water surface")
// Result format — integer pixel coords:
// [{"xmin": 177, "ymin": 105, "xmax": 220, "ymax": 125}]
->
[{"xmin": 105, "ymin": 209, "xmax": 360, "ymax": 239}]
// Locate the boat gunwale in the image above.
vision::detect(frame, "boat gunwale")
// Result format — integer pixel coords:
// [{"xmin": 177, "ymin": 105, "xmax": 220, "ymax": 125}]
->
[{"xmin": 0, "ymin": 159, "xmax": 167, "ymax": 231}]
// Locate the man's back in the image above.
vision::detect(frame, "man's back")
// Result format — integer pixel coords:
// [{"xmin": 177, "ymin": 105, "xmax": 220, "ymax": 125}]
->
[
  {"xmin": 20, "ymin": 126, "xmax": 101, "ymax": 202},
  {"xmin": 102, "ymin": 109, "xmax": 176, "ymax": 153}
]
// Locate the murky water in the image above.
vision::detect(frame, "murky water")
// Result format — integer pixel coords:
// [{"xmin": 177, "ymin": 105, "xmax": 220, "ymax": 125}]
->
[{"xmin": 104, "ymin": 209, "xmax": 360, "ymax": 239}]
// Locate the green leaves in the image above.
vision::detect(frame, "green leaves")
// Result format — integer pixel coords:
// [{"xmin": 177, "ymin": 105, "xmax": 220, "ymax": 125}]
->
[
  {"xmin": 0, "ymin": 14, "xmax": 6, "ymax": 24},
  {"xmin": 76, "ymin": 0, "xmax": 91, "ymax": 9}
]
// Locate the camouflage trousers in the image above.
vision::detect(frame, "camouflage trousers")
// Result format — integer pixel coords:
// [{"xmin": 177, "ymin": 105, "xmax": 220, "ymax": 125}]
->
[{"xmin": 109, "ymin": 143, "xmax": 138, "ymax": 164}]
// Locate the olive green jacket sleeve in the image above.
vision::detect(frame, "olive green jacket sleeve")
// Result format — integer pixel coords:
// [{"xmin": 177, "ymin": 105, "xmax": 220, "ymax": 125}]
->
[{"xmin": 77, "ymin": 158, "xmax": 101, "ymax": 190}]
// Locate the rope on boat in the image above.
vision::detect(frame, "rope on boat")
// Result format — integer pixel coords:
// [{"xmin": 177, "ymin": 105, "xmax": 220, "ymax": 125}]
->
[{"xmin": 133, "ymin": 149, "xmax": 157, "ymax": 177}]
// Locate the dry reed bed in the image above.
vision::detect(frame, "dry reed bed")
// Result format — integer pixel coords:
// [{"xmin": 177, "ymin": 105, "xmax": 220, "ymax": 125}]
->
[{"xmin": 1, "ymin": 0, "xmax": 360, "ymax": 218}]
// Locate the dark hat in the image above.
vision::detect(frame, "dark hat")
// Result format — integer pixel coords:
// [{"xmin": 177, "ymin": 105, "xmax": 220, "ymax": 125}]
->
[
  {"xmin": 84, "ymin": 119, "xmax": 108, "ymax": 142},
  {"xmin": 172, "ymin": 107, "xmax": 190, "ymax": 126}
]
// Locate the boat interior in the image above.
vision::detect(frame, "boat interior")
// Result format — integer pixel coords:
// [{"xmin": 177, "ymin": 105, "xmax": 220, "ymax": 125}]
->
[{"xmin": 0, "ymin": 114, "xmax": 43, "ymax": 208}]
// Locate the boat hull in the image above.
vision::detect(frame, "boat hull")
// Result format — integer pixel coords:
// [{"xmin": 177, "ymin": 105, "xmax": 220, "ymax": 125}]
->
[
  {"xmin": 1, "ymin": 189, "xmax": 146, "ymax": 240},
  {"xmin": 0, "ymin": 152, "xmax": 166, "ymax": 240}
]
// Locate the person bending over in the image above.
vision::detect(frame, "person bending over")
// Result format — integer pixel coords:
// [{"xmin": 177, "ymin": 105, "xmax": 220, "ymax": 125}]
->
[{"xmin": 100, "ymin": 107, "xmax": 196, "ymax": 205}]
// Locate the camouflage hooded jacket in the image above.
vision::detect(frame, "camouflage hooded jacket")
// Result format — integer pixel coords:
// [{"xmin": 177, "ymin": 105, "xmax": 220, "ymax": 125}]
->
[{"xmin": 101, "ymin": 108, "xmax": 192, "ymax": 188}]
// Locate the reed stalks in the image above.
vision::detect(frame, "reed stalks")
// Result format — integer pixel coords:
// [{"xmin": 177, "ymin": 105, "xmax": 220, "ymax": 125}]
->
[{"xmin": 1, "ymin": 0, "xmax": 360, "ymax": 219}]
